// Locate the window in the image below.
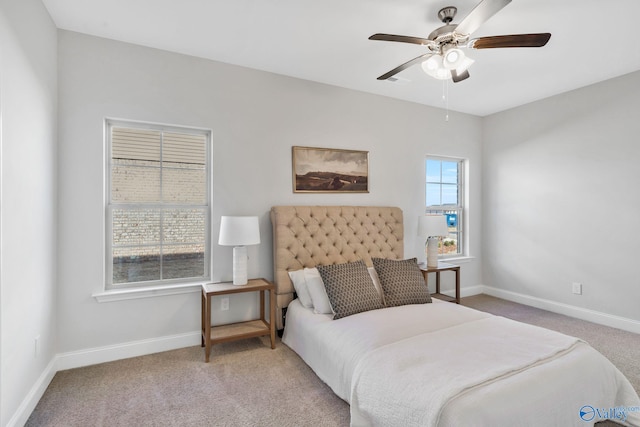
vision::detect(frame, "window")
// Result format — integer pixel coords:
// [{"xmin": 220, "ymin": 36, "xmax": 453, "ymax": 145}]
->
[
  {"xmin": 105, "ymin": 119, "xmax": 211, "ymax": 288},
  {"xmin": 425, "ymin": 156, "xmax": 464, "ymax": 257}
]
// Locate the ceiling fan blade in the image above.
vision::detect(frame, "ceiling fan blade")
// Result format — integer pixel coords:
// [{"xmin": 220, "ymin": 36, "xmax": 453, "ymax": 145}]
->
[
  {"xmin": 376, "ymin": 53, "xmax": 433, "ymax": 80},
  {"xmin": 469, "ymin": 33, "xmax": 551, "ymax": 49},
  {"xmin": 451, "ymin": 69, "xmax": 470, "ymax": 83},
  {"xmin": 455, "ymin": 0, "xmax": 512, "ymax": 36},
  {"xmin": 369, "ymin": 33, "xmax": 432, "ymax": 46}
]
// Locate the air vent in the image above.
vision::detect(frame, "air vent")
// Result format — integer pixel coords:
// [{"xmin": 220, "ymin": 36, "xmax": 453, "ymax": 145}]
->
[{"xmin": 387, "ymin": 76, "xmax": 410, "ymax": 84}]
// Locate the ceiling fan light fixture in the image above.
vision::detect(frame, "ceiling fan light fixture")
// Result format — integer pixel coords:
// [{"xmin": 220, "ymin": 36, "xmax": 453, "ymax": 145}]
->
[
  {"xmin": 422, "ymin": 55, "xmax": 440, "ymax": 72},
  {"xmin": 455, "ymin": 56, "xmax": 475, "ymax": 74},
  {"xmin": 443, "ymin": 48, "xmax": 465, "ymax": 70},
  {"xmin": 422, "ymin": 55, "xmax": 451, "ymax": 80},
  {"xmin": 434, "ymin": 67, "xmax": 452, "ymax": 80}
]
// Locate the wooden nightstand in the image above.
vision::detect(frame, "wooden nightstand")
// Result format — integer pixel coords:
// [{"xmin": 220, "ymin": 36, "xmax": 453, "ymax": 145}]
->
[
  {"xmin": 201, "ymin": 278, "xmax": 276, "ymax": 362},
  {"xmin": 420, "ymin": 262, "xmax": 460, "ymax": 304}
]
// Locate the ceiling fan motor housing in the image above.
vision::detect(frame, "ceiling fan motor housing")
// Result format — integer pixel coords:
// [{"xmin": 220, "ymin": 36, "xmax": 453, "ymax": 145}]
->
[
  {"xmin": 427, "ymin": 24, "xmax": 457, "ymax": 44},
  {"xmin": 438, "ymin": 6, "xmax": 457, "ymax": 24}
]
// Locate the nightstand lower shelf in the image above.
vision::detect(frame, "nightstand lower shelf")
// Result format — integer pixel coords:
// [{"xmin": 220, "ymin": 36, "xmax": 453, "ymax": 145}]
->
[{"xmin": 209, "ymin": 319, "xmax": 271, "ymax": 345}]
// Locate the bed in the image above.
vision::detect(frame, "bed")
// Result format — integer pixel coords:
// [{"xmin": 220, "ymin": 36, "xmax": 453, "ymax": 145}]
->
[{"xmin": 270, "ymin": 205, "xmax": 640, "ymax": 426}]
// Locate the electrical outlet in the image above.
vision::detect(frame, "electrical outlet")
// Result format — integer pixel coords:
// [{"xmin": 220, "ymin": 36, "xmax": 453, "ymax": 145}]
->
[
  {"xmin": 221, "ymin": 297, "xmax": 229, "ymax": 311},
  {"xmin": 572, "ymin": 282, "xmax": 582, "ymax": 295}
]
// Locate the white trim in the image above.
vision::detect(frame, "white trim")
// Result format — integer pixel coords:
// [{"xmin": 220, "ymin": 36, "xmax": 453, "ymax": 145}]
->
[
  {"xmin": 425, "ymin": 155, "xmax": 466, "ymax": 257},
  {"xmin": 6, "ymin": 359, "xmax": 57, "ymax": 427},
  {"xmin": 93, "ymin": 282, "xmax": 201, "ymax": 302},
  {"xmin": 480, "ymin": 285, "xmax": 640, "ymax": 335},
  {"xmin": 439, "ymin": 284, "xmax": 640, "ymax": 334},
  {"xmin": 435, "ymin": 284, "xmax": 483, "ymax": 299},
  {"xmin": 459, "ymin": 284, "xmax": 483, "ymax": 297},
  {"xmin": 104, "ymin": 118, "xmax": 213, "ymax": 291},
  {"xmin": 56, "ymin": 331, "xmax": 201, "ymax": 371},
  {"xmin": 440, "ymin": 255, "xmax": 475, "ymax": 264}
]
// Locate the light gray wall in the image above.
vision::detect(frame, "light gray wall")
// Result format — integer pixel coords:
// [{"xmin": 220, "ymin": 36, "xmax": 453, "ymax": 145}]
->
[
  {"xmin": 482, "ymin": 70, "xmax": 640, "ymax": 321},
  {"xmin": 0, "ymin": 0, "xmax": 58, "ymax": 425},
  {"xmin": 7, "ymin": 7, "xmax": 639, "ymax": 423},
  {"xmin": 57, "ymin": 31, "xmax": 483, "ymax": 354}
]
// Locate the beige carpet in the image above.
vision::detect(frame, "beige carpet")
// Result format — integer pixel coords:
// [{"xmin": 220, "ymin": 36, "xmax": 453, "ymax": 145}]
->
[
  {"xmin": 27, "ymin": 339, "xmax": 349, "ymax": 427},
  {"xmin": 27, "ymin": 295, "xmax": 638, "ymax": 426}
]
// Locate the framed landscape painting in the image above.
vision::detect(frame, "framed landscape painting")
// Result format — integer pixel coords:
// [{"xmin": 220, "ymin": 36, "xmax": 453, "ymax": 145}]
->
[{"xmin": 292, "ymin": 146, "xmax": 369, "ymax": 193}]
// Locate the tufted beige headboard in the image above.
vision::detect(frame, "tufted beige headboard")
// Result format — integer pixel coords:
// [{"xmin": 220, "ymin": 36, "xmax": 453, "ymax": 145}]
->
[{"xmin": 270, "ymin": 205, "xmax": 404, "ymax": 329}]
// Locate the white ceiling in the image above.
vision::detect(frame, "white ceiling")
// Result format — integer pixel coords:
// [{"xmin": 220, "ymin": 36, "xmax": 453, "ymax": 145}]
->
[{"xmin": 42, "ymin": 0, "xmax": 640, "ymax": 116}]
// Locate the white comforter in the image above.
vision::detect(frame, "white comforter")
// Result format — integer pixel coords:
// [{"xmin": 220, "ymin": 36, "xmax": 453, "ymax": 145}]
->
[{"xmin": 283, "ymin": 299, "xmax": 640, "ymax": 427}]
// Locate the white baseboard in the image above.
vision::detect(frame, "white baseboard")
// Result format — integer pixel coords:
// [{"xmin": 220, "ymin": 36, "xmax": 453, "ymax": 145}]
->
[
  {"xmin": 436, "ymin": 285, "xmax": 484, "ymax": 299},
  {"xmin": 438, "ymin": 285, "xmax": 640, "ymax": 334},
  {"xmin": 11, "ymin": 331, "xmax": 201, "ymax": 426},
  {"xmin": 460, "ymin": 285, "xmax": 484, "ymax": 298},
  {"xmin": 56, "ymin": 331, "xmax": 201, "ymax": 371},
  {"xmin": 6, "ymin": 358, "xmax": 57, "ymax": 427},
  {"xmin": 479, "ymin": 285, "xmax": 640, "ymax": 335}
]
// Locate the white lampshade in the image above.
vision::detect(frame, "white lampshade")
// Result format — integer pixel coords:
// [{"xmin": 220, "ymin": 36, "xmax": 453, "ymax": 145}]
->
[
  {"xmin": 422, "ymin": 51, "xmax": 475, "ymax": 81},
  {"xmin": 455, "ymin": 56, "xmax": 475, "ymax": 74},
  {"xmin": 218, "ymin": 216, "xmax": 260, "ymax": 246},
  {"xmin": 443, "ymin": 48, "xmax": 465, "ymax": 70},
  {"xmin": 418, "ymin": 215, "xmax": 449, "ymax": 238},
  {"xmin": 219, "ymin": 216, "xmax": 260, "ymax": 285},
  {"xmin": 421, "ymin": 55, "xmax": 451, "ymax": 80}
]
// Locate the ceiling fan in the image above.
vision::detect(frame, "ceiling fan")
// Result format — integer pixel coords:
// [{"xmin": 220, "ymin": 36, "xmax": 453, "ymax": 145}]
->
[{"xmin": 369, "ymin": 0, "xmax": 551, "ymax": 83}]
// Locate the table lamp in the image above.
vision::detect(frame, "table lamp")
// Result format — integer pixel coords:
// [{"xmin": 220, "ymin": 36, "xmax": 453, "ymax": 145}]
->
[
  {"xmin": 218, "ymin": 216, "xmax": 260, "ymax": 285},
  {"xmin": 417, "ymin": 215, "xmax": 449, "ymax": 268}
]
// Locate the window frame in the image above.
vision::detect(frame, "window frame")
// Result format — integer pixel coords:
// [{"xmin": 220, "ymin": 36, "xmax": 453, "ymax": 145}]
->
[
  {"xmin": 425, "ymin": 155, "xmax": 466, "ymax": 259},
  {"xmin": 104, "ymin": 118, "xmax": 213, "ymax": 290}
]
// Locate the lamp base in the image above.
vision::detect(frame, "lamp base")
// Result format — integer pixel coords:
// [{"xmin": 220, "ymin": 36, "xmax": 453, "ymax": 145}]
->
[
  {"xmin": 426, "ymin": 237, "xmax": 440, "ymax": 268},
  {"xmin": 232, "ymin": 246, "xmax": 248, "ymax": 285}
]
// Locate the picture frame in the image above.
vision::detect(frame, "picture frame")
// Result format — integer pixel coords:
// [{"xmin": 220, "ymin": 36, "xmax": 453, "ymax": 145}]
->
[{"xmin": 292, "ymin": 146, "xmax": 369, "ymax": 193}]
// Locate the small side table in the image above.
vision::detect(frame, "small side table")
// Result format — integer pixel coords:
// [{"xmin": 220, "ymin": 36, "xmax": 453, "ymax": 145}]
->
[
  {"xmin": 201, "ymin": 278, "xmax": 276, "ymax": 362},
  {"xmin": 420, "ymin": 262, "xmax": 460, "ymax": 304}
]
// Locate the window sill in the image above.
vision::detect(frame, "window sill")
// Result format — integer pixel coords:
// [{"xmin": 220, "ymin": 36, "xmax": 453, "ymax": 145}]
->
[
  {"xmin": 93, "ymin": 282, "xmax": 203, "ymax": 303},
  {"xmin": 440, "ymin": 255, "xmax": 475, "ymax": 264}
]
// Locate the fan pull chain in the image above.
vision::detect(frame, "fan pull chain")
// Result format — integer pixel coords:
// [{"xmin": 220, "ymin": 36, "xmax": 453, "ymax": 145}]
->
[{"xmin": 442, "ymin": 79, "xmax": 450, "ymax": 121}]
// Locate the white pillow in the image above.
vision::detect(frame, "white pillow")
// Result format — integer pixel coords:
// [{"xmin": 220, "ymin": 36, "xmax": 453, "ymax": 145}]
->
[
  {"xmin": 367, "ymin": 266, "xmax": 386, "ymax": 306},
  {"xmin": 303, "ymin": 267, "xmax": 334, "ymax": 314},
  {"xmin": 288, "ymin": 269, "xmax": 313, "ymax": 308}
]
